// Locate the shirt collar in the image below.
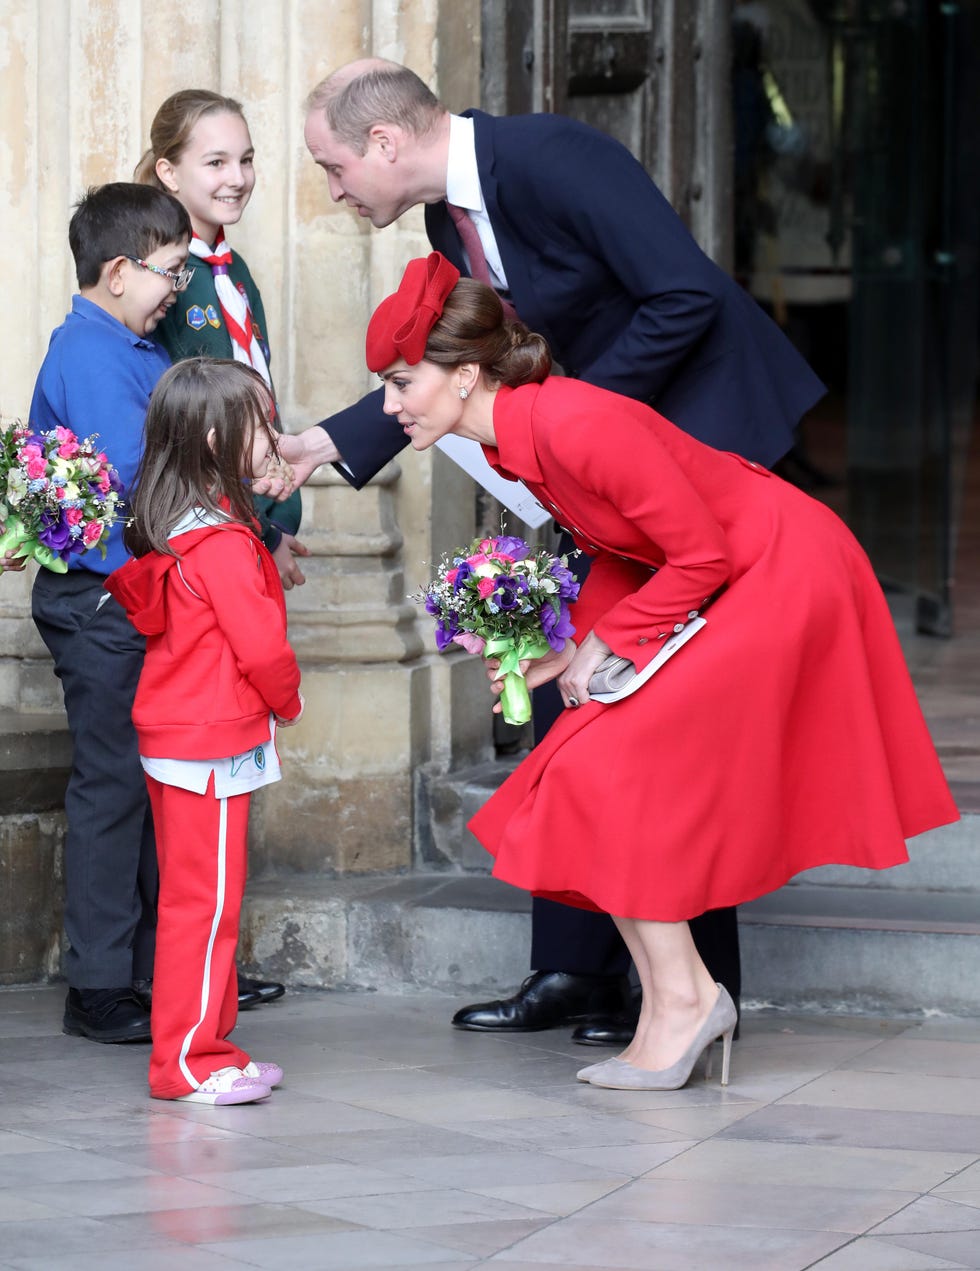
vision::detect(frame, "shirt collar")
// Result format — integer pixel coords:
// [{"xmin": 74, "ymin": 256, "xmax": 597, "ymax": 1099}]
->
[
  {"xmin": 446, "ymin": 114, "xmax": 484, "ymax": 212},
  {"xmin": 71, "ymin": 293, "xmax": 158, "ymax": 350}
]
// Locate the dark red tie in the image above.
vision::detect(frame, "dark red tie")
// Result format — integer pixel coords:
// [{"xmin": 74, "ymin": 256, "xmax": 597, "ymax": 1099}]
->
[{"xmin": 445, "ymin": 203, "xmax": 518, "ymax": 320}]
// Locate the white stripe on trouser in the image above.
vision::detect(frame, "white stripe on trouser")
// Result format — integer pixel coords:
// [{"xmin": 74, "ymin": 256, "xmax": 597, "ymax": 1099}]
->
[{"xmin": 178, "ymin": 796, "xmax": 229, "ymax": 1089}]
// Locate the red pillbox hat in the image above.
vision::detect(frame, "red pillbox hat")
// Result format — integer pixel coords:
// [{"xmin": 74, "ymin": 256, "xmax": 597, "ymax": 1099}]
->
[{"xmin": 365, "ymin": 252, "xmax": 460, "ymax": 372}]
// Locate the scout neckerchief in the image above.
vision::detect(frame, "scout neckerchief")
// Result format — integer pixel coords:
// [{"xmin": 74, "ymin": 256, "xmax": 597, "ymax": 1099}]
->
[{"xmin": 189, "ymin": 233, "xmax": 272, "ymax": 388}]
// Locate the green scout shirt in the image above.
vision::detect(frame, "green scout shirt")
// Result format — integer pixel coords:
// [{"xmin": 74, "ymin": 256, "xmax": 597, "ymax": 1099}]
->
[{"xmin": 155, "ymin": 250, "xmax": 301, "ymax": 539}]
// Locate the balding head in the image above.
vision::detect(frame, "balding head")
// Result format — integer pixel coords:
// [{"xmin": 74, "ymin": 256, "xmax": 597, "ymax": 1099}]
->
[{"xmin": 305, "ymin": 60, "xmax": 445, "ymax": 156}]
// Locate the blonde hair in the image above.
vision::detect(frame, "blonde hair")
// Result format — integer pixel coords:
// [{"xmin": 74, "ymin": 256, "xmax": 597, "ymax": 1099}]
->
[{"xmin": 135, "ymin": 89, "xmax": 247, "ymax": 188}]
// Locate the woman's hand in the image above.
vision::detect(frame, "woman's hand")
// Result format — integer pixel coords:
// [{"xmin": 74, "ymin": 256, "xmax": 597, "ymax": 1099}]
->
[
  {"xmin": 486, "ymin": 641, "xmax": 576, "ymax": 714},
  {"xmin": 556, "ymin": 630, "xmax": 612, "ymax": 709}
]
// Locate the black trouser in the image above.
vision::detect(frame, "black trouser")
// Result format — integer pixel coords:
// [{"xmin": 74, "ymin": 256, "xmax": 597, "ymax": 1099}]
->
[
  {"xmin": 32, "ymin": 569, "xmax": 157, "ymax": 990},
  {"xmin": 528, "ymin": 546, "xmax": 741, "ymax": 1003}
]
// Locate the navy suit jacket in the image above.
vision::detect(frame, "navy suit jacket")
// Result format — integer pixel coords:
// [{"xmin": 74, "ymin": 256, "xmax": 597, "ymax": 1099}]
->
[{"xmin": 322, "ymin": 110, "xmax": 825, "ymax": 486}]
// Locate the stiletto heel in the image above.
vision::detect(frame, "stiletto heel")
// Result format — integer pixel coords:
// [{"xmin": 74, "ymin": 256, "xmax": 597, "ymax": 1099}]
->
[
  {"xmin": 589, "ymin": 984, "xmax": 738, "ymax": 1091},
  {"xmin": 720, "ymin": 1025, "xmax": 734, "ymax": 1086}
]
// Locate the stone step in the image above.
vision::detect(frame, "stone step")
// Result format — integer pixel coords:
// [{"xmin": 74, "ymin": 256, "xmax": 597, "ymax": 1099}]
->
[
  {"xmin": 0, "ymin": 714, "xmax": 70, "ymax": 985},
  {"xmin": 240, "ymin": 871, "xmax": 980, "ymax": 1018},
  {"xmin": 424, "ymin": 760, "xmax": 980, "ymax": 891}
]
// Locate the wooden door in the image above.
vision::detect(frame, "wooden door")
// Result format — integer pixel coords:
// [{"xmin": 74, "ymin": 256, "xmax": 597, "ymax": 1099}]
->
[{"xmin": 480, "ymin": 0, "xmax": 733, "ymax": 265}]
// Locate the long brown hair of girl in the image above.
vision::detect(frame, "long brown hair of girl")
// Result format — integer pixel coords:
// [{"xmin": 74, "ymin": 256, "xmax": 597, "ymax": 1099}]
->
[{"xmin": 124, "ymin": 358, "xmax": 277, "ymax": 558}]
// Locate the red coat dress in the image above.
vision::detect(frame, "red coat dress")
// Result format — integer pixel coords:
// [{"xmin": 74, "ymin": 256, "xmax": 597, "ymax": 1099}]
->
[{"xmin": 467, "ymin": 379, "xmax": 959, "ymax": 921}]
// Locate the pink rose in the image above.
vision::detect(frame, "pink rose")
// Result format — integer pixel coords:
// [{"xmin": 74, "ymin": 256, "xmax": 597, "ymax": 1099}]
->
[
  {"xmin": 81, "ymin": 521, "xmax": 103, "ymax": 547},
  {"xmin": 65, "ymin": 506, "xmax": 84, "ymax": 526},
  {"xmin": 57, "ymin": 440, "xmax": 80, "ymax": 458},
  {"xmin": 96, "ymin": 471, "xmax": 111, "ymax": 493},
  {"xmin": 25, "ymin": 455, "xmax": 47, "ymax": 480},
  {"xmin": 446, "ymin": 568, "xmax": 458, "ymax": 584},
  {"xmin": 467, "ymin": 553, "xmax": 490, "ymax": 568},
  {"xmin": 54, "ymin": 426, "xmax": 75, "ymax": 443},
  {"xmin": 477, "ymin": 577, "xmax": 495, "ymax": 599}
]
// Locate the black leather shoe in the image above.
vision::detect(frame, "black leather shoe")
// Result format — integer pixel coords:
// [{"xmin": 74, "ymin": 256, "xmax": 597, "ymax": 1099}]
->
[
  {"xmin": 131, "ymin": 978, "xmax": 153, "ymax": 1012},
  {"xmin": 237, "ymin": 973, "xmax": 283, "ymax": 1009},
  {"xmin": 63, "ymin": 988, "xmax": 152, "ymax": 1043},
  {"xmin": 572, "ymin": 993, "xmax": 742, "ymax": 1045},
  {"xmin": 451, "ymin": 971, "xmax": 630, "ymax": 1032},
  {"xmin": 572, "ymin": 1014, "xmax": 637, "ymax": 1047}
]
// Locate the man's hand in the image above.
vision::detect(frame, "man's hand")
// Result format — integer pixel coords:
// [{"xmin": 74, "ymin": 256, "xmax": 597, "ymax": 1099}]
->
[
  {"xmin": 253, "ymin": 427, "xmax": 343, "ymax": 500},
  {"xmin": 271, "ymin": 533, "xmax": 310, "ymax": 590}
]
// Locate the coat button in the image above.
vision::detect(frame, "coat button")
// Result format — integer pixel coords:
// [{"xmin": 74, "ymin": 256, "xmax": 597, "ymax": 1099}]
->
[
  {"xmin": 673, "ymin": 623, "xmax": 684, "ymax": 633},
  {"xmin": 688, "ymin": 610, "xmax": 699, "ymax": 619},
  {"xmin": 637, "ymin": 637, "xmax": 649, "ymax": 645}
]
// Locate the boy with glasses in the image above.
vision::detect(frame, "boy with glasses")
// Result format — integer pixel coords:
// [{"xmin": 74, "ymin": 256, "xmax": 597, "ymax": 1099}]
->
[{"xmin": 30, "ymin": 183, "xmax": 191, "ymax": 1042}]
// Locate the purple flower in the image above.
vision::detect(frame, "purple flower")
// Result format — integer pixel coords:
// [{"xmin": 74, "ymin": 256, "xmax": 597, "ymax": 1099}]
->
[
  {"xmin": 549, "ymin": 561, "xmax": 581, "ymax": 601},
  {"xmin": 492, "ymin": 535, "xmax": 530, "ymax": 561},
  {"xmin": 540, "ymin": 600, "xmax": 575, "ymax": 651},
  {"xmin": 493, "ymin": 576, "xmax": 521, "ymax": 611},
  {"xmin": 424, "ymin": 593, "xmax": 442, "ymax": 617},
  {"xmin": 452, "ymin": 561, "xmax": 473, "ymax": 593},
  {"xmin": 434, "ymin": 615, "xmax": 460, "ymax": 651},
  {"xmin": 38, "ymin": 511, "xmax": 71, "ymax": 554}
]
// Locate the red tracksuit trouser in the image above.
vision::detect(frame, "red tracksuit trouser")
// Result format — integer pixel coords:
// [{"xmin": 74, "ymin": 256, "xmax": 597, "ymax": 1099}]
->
[{"xmin": 145, "ymin": 774, "xmax": 253, "ymax": 1099}]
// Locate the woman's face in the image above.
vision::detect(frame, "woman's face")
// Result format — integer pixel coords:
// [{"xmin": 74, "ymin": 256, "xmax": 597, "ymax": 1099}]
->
[{"xmin": 379, "ymin": 358, "xmax": 463, "ymax": 450}]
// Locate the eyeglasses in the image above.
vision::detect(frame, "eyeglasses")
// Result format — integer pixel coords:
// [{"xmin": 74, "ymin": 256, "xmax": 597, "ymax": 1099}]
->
[{"xmin": 123, "ymin": 255, "xmax": 195, "ymax": 292}]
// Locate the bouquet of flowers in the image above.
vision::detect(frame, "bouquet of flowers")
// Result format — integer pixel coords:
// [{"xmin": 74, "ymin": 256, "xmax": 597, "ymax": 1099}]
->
[
  {"xmin": 414, "ymin": 533, "xmax": 580, "ymax": 725},
  {"xmin": 0, "ymin": 423, "xmax": 123, "ymax": 573}
]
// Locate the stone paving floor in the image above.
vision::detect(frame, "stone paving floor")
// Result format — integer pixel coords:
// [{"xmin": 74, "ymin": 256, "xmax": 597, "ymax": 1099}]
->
[{"xmin": 1, "ymin": 987, "xmax": 979, "ymax": 1269}]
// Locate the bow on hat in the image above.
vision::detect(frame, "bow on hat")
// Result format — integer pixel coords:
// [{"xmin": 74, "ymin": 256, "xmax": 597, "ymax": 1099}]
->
[{"xmin": 366, "ymin": 252, "xmax": 461, "ymax": 372}]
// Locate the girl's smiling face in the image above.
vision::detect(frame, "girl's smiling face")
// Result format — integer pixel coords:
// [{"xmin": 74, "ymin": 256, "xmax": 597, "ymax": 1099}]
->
[
  {"xmin": 379, "ymin": 358, "xmax": 463, "ymax": 450},
  {"xmin": 157, "ymin": 110, "xmax": 256, "ymax": 245}
]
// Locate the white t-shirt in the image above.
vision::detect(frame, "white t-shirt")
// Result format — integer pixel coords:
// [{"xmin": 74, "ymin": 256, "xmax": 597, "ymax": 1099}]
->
[{"xmin": 140, "ymin": 716, "xmax": 283, "ymax": 797}]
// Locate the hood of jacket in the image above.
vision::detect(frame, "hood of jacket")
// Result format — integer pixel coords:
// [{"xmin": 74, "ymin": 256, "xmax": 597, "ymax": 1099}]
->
[{"xmin": 104, "ymin": 523, "xmax": 252, "ymax": 636}]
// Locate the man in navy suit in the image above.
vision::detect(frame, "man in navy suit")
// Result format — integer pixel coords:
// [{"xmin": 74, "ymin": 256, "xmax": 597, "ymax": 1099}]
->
[{"xmin": 281, "ymin": 59, "xmax": 825, "ymax": 1043}]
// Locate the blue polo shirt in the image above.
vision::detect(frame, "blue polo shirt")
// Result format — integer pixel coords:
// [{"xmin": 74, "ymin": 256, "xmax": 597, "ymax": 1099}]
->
[{"xmin": 29, "ymin": 296, "xmax": 171, "ymax": 575}]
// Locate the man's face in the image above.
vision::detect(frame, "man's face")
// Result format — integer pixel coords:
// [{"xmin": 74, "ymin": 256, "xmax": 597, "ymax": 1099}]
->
[{"xmin": 303, "ymin": 112, "xmax": 416, "ymax": 229}]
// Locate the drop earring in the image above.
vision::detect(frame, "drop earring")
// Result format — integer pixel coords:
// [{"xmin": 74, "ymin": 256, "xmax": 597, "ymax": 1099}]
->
[{"xmin": 459, "ymin": 387, "xmax": 469, "ymax": 400}]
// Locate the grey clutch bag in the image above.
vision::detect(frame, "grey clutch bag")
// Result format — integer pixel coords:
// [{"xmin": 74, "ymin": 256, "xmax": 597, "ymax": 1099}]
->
[{"xmin": 588, "ymin": 616, "xmax": 706, "ymax": 703}]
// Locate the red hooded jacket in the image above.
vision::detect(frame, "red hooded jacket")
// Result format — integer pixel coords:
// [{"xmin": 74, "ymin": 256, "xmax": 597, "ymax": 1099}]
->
[{"xmin": 106, "ymin": 522, "xmax": 302, "ymax": 760}]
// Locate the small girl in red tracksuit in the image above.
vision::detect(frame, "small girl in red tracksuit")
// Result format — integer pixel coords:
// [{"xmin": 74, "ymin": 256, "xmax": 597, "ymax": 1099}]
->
[{"xmin": 107, "ymin": 357, "xmax": 303, "ymax": 1106}]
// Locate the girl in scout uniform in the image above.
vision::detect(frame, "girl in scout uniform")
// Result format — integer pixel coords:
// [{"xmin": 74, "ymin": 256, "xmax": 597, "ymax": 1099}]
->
[{"xmin": 135, "ymin": 89, "xmax": 306, "ymax": 588}]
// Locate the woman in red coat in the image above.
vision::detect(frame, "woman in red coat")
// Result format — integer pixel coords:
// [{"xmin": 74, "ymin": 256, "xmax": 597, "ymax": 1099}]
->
[{"xmin": 366, "ymin": 253, "xmax": 959, "ymax": 1091}]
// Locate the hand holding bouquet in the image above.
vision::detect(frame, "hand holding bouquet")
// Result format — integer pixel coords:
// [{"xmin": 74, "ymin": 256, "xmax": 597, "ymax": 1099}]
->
[
  {"xmin": 414, "ymin": 533, "xmax": 580, "ymax": 725},
  {"xmin": 0, "ymin": 423, "xmax": 122, "ymax": 573}
]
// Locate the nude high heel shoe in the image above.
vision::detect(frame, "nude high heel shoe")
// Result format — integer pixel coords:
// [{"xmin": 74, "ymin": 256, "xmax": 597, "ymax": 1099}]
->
[
  {"xmin": 588, "ymin": 984, "xmax": 737, "ymax": 1091},
  {"xmin": 576, "ymin": 1057, "xmax": 630, "ymax": 1082}
]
